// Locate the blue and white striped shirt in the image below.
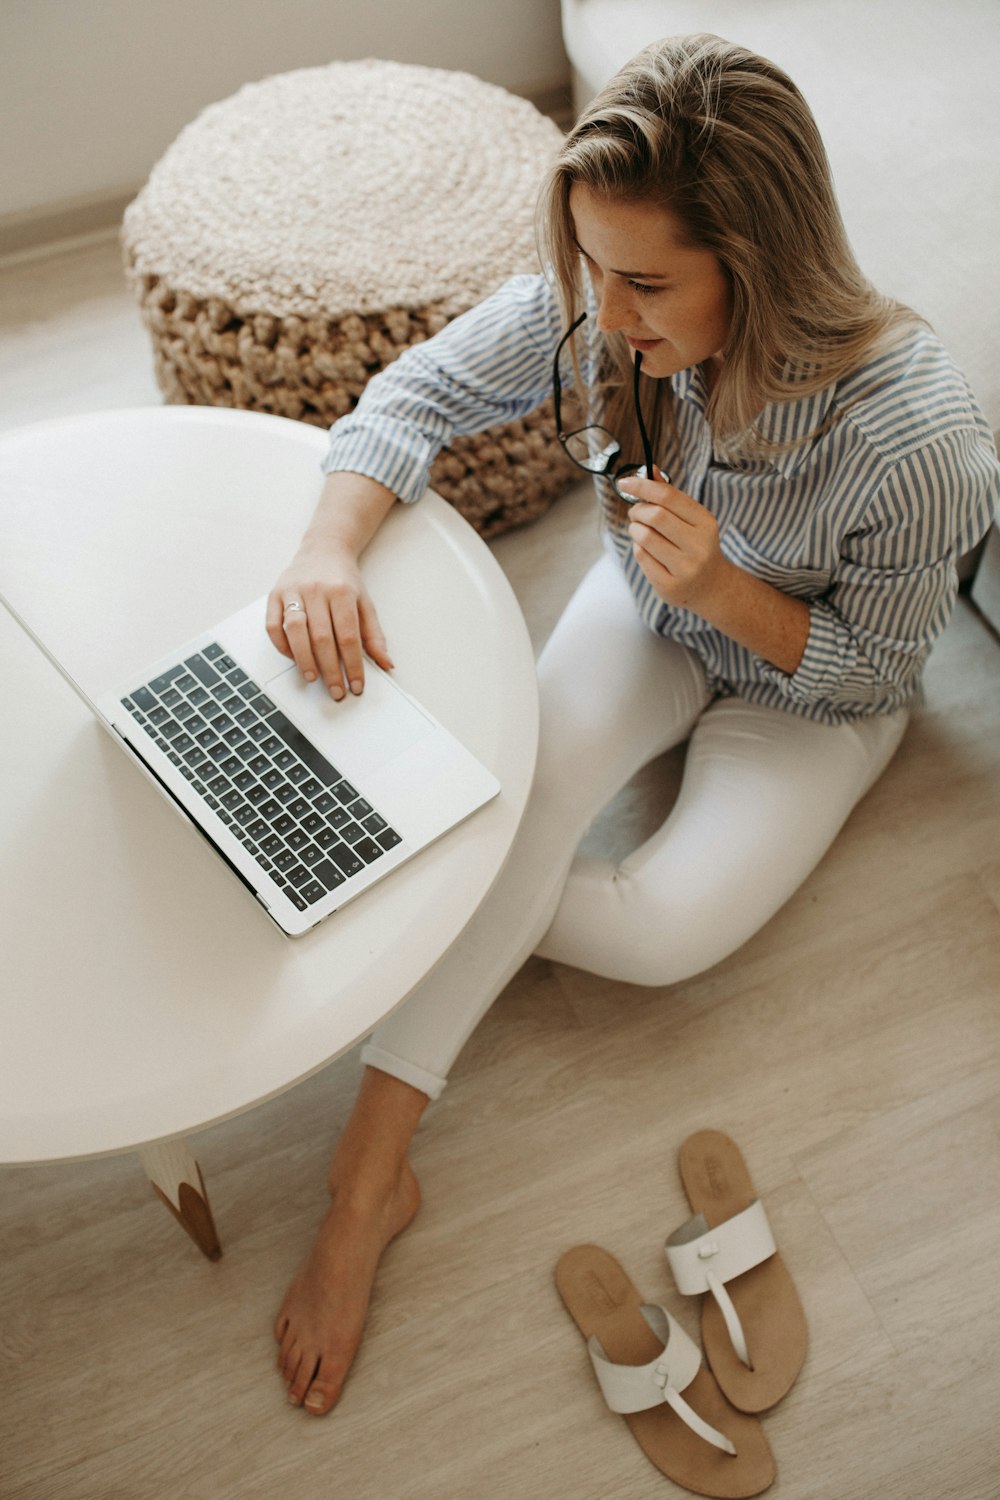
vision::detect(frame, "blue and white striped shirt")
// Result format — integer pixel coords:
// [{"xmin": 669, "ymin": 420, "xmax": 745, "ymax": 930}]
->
[{"xmin": 322, "ymin": 273, "xmax": 999, "ymax": 724}]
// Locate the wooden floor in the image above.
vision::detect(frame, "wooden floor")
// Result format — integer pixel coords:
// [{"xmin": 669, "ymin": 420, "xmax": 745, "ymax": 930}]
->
[{"xmin": 2, "ymin": 235, "xmax": 999, "ymax": 1500}]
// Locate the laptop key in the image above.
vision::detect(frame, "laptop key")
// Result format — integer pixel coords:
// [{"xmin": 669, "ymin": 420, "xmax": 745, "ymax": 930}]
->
[
  {"xmin": 300, "ymin": 880, "xmax": 327, "ymax": 905},
  {"xmin": 204, "ymin": 642, "xmax": 224, "ymax": 661},
  {"xmin": 312, "ymin": 859, "xmax": 348, "ymax": 891},
  {"xmin": 376, "ymin": 827, "xmax": 403, "ymax": 851},
  {"xmin": 328, "ymin": 843, "xmax": 364, "ymax": 877},
  {"xmin": 186, "ymin": 655, "xmax": 221, "ymax": 688},
  {"xmin": 149, "ymin": 666, "xmax": 185, "ymax": 695},
  {"xmin": 286, "ymin": 864, "xmax": 312, "ymax": 889},
  {"xmin": 353, "ymin": 836, "xmax": 385, "ymax": 865},
  {"xmin": 131, "ymin": 686, "xmax": 157, "ymax": 711}
]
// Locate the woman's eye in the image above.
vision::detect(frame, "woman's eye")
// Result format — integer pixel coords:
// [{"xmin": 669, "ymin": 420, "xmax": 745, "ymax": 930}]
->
[{"xmin": 628, "ymin": 280, "xmax": 659, "ymax": 297}]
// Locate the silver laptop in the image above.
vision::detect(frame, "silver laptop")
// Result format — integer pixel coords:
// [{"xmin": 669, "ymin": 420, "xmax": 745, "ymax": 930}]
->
[{"xmin": 74, "ymin": 593, "xmax": 501, "ymax": 936}]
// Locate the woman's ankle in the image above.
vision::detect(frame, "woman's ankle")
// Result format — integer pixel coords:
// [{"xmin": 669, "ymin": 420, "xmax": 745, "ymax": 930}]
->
[{"xmin": 325, "ymin": 1066, "xmax": 430, "ymax": 1199}]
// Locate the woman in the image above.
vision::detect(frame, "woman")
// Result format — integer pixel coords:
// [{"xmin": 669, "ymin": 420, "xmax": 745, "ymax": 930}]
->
[{"xmin": 266, "ymin": 35, "xmax": 998, "ymax": 1414}]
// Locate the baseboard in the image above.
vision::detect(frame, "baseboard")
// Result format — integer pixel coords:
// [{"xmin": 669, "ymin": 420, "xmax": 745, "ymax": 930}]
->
[{"xmin": 0, "ymin": 183, "xmax": 141, "ymax": 263}]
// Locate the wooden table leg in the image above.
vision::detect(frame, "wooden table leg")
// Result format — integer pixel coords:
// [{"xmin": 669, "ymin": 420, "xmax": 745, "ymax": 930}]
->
[{"xmin": 138, "ymin": 1139, "xmax": 222, "ymax": 1260}]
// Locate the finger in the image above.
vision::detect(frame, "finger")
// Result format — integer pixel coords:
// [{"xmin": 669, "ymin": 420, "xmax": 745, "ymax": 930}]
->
[
  {"xmin": 327, "ymin": 588, "xmax": 366, "ymax": 696},
  {"xmin": 628, "ymin": 511, "xmax": 687, "ymax": 554},
  {"xmin": 357, "ymin": 593, "xmax": 394, "ymax": 672},
  {"xmin": 265, "ymin": 590, "xmax": 294, "ymax": 659},
  {"xmin": 281, "ymin": 600, "xmax": 321, "ymax": 683},
  {"xmin": 615, "ymin": 473, "xmax": 664, "ymax": 506},
  {"xmin": 633, "ymin": 538, "xmax": 679, "ymax": 595},
  {"xmin": 293, "ymin": 592, "xmax": 347, "ymax": 700}
]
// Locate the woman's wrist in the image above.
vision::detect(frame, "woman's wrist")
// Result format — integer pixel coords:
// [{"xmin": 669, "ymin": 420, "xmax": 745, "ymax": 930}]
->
[{"xmin": 303, "ymin": 470, "xmax": 398, "ymax": 557}]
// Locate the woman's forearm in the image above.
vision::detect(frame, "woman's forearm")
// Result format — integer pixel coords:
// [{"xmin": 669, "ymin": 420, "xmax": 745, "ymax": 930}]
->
[
  {"xmin": 699, "ymin": 560, "xmax": 811, "ymax": 676},
  {"xmin": 302, "ymin": 470, "xmax": 399, "ymax": 558}
]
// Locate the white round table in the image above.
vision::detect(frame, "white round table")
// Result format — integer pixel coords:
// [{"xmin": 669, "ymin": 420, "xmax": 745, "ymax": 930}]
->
[{"xmin": 0, "ymin": 407, "xmax": 538, "ymax": 1254}]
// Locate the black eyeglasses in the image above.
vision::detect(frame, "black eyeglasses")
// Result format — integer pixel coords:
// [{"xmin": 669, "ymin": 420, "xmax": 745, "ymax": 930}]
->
[{"xmin": 552, "ymin": 311, "xmax": 657, "ymax": 502}]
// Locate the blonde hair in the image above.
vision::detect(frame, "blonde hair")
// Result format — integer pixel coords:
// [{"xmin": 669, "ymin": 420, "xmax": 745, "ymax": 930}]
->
[{"xmin": 540, "ymin": 34, "xmax": 916, "ymax": 489}]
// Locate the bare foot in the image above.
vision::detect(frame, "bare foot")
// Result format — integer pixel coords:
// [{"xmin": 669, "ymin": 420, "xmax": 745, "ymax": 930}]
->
[{"xmin": 274, "ymin": 1160, "xmax": 421, "ymax": 1414}]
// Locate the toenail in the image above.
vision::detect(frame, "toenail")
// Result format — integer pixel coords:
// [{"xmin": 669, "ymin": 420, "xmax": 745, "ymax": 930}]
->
[{"xmin": 304, "ymin": 1392, "xmax": 326, "ymax": 1411}]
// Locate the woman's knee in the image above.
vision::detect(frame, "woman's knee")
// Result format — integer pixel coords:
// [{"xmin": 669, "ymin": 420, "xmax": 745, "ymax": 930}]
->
[{"xmin": 577, "ymin": 864, "xmax": 747, "ymax": 987}]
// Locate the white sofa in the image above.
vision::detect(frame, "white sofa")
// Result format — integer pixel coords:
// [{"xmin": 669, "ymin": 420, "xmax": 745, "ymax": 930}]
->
[{"xmin": 561, "ymin": 0, "xmax": 1000, "ymax": 611}]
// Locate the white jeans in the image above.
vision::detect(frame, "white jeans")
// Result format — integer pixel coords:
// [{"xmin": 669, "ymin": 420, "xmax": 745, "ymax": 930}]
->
[{"xmin": 362, "ymin": 552, "xmax": 909, "ymax": 1099}]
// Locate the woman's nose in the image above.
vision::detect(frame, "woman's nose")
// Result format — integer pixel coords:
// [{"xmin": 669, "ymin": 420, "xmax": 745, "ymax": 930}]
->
[{"xmin": 595, "ymin": 279, "xmax": 631, "ymax": 334}]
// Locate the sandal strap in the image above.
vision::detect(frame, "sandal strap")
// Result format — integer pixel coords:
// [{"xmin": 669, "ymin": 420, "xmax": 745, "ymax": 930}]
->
[
  {"xmin": 586, "ymin": 1303, "xmax": 737, "ymax": 1455},
  {"xmin": 665, "ymin": 1200, "xmax": 777, "ymax": 1369}
]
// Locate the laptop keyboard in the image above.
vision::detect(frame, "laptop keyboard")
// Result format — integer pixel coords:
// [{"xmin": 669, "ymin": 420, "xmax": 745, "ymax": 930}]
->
[{"xmin": 121, "ymin": 642, "xmax": 402, "ymax": 912}]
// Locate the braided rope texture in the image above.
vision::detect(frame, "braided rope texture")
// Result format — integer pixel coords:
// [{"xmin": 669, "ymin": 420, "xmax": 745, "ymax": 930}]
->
[{"xmin": 122, "ymin": 59, "xmax": 576, "ymax": 537}]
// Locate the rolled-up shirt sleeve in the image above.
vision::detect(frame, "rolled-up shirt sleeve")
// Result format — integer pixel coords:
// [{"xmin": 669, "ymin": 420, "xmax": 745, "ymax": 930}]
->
[
  {"xmin": 756, "ymin": 424, "xmax": 1000, "ymax": 712},
  {"xmin": 321, "ymin": 273, "xmax": 565, "ymax": 501}
]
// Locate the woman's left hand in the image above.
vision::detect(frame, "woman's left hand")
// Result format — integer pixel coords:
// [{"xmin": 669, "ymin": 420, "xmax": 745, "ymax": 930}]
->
[{"xmin": 618, "ymin": 466, "xmax": 730, "ymax": 616}]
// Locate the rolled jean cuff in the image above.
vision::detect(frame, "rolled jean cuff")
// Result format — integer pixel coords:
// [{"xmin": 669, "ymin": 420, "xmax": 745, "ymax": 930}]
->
[{"xmin": 359, "ymin": 1043, "xmax": 449, "ymax": 1101}]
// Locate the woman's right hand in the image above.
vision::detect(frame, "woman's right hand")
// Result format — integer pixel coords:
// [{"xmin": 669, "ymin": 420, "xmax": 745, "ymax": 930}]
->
[{"xmin": 265, "ymin": 473, "xmax": 399, "ymax": 698}]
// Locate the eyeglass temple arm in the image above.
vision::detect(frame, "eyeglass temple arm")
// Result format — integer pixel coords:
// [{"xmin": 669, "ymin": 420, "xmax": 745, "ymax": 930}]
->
[
  {"xmin": 633, "ymin": 351, "xmax": 655, "ymax": 479},
  {"xmin": 552, "ymin": 310, "xmax": 588, "ymax": 432}
]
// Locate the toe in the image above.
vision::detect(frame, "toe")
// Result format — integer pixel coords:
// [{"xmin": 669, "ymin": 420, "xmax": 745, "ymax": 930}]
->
[
  {"xmin": 302, "ymin": 1365, "xmax": 343, "ymax": 1416},
  {"xmin": 287, "ymin": 1354, "xmax": 318, "ymax": 1407}
]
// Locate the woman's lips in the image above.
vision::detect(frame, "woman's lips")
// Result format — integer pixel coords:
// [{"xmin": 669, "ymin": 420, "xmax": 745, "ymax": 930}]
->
[{"xmin": 626, "ymin": 335, "xmax": 663, "ymax": 353}]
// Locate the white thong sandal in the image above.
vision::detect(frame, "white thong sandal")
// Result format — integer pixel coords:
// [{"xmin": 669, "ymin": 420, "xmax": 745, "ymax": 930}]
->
[
  {"xmin": 556, "ymin": 1243, "xmax": 775, "ymax": 1498},
  {"xmin": 666, "ymin": 1131, "xmax": 808, "ymax": 1413}
]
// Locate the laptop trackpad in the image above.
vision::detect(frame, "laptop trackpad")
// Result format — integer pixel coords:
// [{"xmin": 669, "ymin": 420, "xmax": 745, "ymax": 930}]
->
[{"xmin": 264, "ymin": 661, "xmax": 435, "ymax": 775}]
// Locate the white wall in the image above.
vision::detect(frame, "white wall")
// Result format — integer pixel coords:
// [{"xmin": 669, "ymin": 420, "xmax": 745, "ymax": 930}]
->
[{"xmin": 1, "ymin": 0, "xmax": 570, "ymax": 218}]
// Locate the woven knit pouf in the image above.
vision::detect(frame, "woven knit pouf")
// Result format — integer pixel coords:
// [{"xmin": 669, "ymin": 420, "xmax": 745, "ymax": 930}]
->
[{"xmin": 122, "ymin": 59, "xmax": 576, "ymax": 537}]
